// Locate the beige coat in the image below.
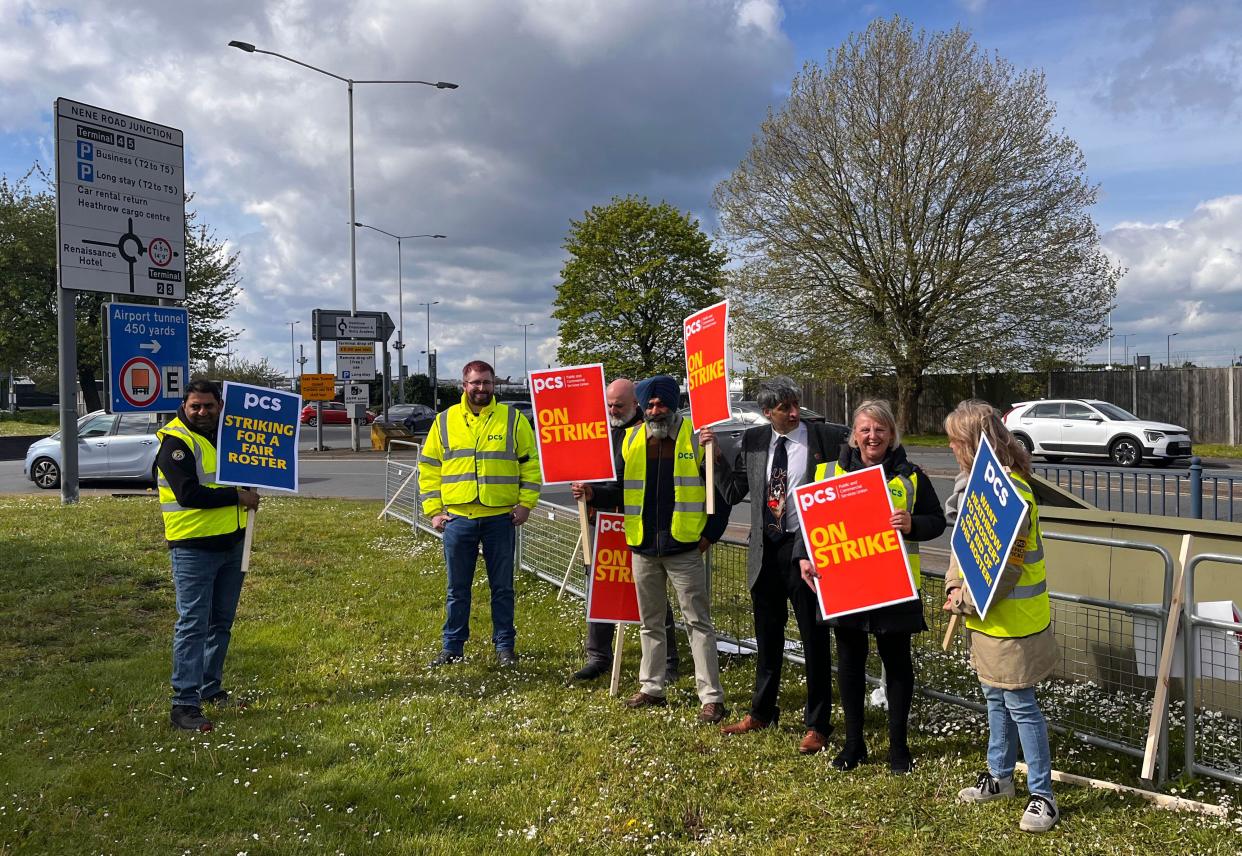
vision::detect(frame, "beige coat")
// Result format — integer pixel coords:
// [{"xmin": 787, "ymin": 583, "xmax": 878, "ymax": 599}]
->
[{"xmin": 944, "ymin": 473, "xmax": 1057, "ymax": 691}]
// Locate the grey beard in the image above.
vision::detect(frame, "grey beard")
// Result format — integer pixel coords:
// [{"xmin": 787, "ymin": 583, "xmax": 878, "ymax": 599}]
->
[
  {"xmin": 608, "ymin": 409, "xmax": 636, "ymax": 428},
  {"xmin": 646, "ymin": 419, "xmax": 671, "ymax": 440}
]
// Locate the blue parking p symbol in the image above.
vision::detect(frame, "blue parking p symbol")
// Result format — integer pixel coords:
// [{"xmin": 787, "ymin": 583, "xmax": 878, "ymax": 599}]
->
[
  {"xmin": 77, "ymin": 162, "xmax": 94, "ymax": 182},
  {"xmin": 77, "ymin": 141, "xmax": 93, "ymax": 160}
]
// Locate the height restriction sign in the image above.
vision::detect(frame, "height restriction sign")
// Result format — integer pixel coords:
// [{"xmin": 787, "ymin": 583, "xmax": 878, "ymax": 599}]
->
[{"xmin": 55, "ymin": 98, "xmax": 186, "ymax": 299}]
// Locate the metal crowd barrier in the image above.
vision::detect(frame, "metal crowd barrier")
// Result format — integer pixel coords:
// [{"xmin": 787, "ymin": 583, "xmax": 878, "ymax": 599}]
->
[
  {"xmin": 1033, "ymin": 458, "xmax": 1241, "ymax": 522},
  {"xmin": 380, "ymin": 456, "xmax": 1242, "ymax": 785},
  {"xmin": 1183, "ymin": 553, "xmax": 1242, "ymax": 785},
  {"xmin": 381, "ymin": 440, "xmax": 421, "ymax": 526}
]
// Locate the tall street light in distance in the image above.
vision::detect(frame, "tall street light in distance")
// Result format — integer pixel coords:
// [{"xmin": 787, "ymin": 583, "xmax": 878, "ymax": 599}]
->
[
  {"xmin": 287, "ymin": 320, "xmax": 300, "ymax": 389},
  {"xmin": 418, "ymin": 301, "xmax": 440, "ymax": 410},
  {"xmin": 1167, "ymin": 332, "xmax": 1179, "ymax": 369},
  {"xmin": 228, "ymin": 39, "xmax": 456, "ymax": 449},
  {"xmin": 518, "ymin": 323, "xmax": 534, "ymax": 390},
  {"xmin": 354, "ymin": 223, "xmax": 445, "ymax": 404}
]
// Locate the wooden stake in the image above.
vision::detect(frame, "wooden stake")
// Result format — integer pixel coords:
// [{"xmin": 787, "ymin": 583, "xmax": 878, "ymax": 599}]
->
[
  {"xmin": 557, "ymin": 531, "xmax": 582, "ymax": 601},
  {"xmin": 609, "ymin": 624, "xmax": 625, "ymax": 697},
  {"xmin": 239, "ymin": 508, "xmax": 257, "ymax": 575},
  {"xmin": 377, "ymin": 466, "xmax": 418, "ymax": 520},
  {"xmin": 1141, "ymin": 533, "xmax": 1193, "ymax": 782},
  {"xmin": 942, "ymin": 613, "xmax": 962, "ymax": 651},
  {"xmin": 1014, "ymin": 762, "xmax": 1225, "ymax": 817},
  {"xmin": 704, "ymin": 441, "xmax": 715, "ymax": 514}
]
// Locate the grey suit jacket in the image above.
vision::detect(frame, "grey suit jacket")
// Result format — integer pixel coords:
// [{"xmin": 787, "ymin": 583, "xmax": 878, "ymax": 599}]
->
[{"xmin": 715, "ymin": 421, "xmax": 848, "ymax": 590}]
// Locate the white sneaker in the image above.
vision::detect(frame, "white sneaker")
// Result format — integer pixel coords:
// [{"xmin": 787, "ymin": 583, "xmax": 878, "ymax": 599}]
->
[
  {"xmin": 958, "ymin": 771, "xmax": 1016, "ymax": 803},
  {"xmin": 1019, "ymin": 795, "xmax": 1059, "ymax": 833}
]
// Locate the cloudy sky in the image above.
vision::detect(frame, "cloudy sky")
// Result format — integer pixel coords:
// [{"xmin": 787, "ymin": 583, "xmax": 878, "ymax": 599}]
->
[{"xmin": 3, "ymin": 0, "xmax": 1242, "ymax": 383}]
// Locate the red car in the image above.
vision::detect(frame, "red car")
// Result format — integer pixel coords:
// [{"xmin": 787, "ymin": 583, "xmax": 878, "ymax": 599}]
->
[{"xmin": 300, "ymin": 402, "xmax": 375, "ymax": 425}]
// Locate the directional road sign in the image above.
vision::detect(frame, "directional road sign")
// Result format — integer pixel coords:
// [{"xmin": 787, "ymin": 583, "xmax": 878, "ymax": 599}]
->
[
  {"xmin": 104, "ymin": 302, "xmax": 190, "ymax": 413},
  {"xmin": 55, "ymin": 98, "xmax": 186, "ymax": 299},
  {"xmin": 311, "ymin": 309, "xmax": 394, "ymax": 342}
]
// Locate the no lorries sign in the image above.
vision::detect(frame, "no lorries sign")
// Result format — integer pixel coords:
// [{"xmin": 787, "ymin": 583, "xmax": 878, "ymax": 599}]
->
[{"xmin": 55, "ymin": 98, "xmax": 186, "ymax": 299}]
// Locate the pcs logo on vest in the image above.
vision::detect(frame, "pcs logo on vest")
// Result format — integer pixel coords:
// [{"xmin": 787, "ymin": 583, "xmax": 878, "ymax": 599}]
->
[
  {"xmin": 487, "ymin": 434, "xmax": 505, "ymax": 441},
  {"xmin": 677, "ymin": 452, "xmax": 696, "ymax": 460}
]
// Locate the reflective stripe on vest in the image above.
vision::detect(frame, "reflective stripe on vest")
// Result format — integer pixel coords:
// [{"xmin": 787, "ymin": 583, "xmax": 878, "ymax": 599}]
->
[
  {"xmin": 965, "ymin": 473, "xmax": 1051, "ymax": 639},
  {"xmin": 820, "ymin": 461, "xmax": 922, "ymax": 588},
  {"xmin": 621, "ymin": 419, "xmax": 706, "ymax": 546},
  {"xmin": 436, "ymin": 402, "xmax": 522, "ymax": 507},
  {"xmin": 156, "ymin": 418, "xmax": 245, "ymax": 541}
]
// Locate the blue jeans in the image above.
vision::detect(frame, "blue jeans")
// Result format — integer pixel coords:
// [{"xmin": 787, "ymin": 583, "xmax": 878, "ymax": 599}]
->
[
  {"xmin": 170, "ymin": 541, "xmax": 246, "ymax": 708},
  {"xmin": 982, "ymin": 683, "xmax": 1053, "ymax": 800},
  {"xmin": 441, "ymin": 513, "xmax": 516, "ymax": 654}
]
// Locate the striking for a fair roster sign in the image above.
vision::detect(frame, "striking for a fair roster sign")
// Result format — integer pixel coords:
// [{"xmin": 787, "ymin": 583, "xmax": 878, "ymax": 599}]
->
[
  {"xmin": 528, "ymin": 364, "xmax": 616, "ymax": 485},
  {"xmin": 683, "ymin": 300, "xmax": 730, "ymax": 428},
  {"xmin": 215, "ymin": 382, "xmax": 301, "ymax": 493},
  {"xmin": 586, "ymin": 512, "xmax": 641, "ymax": 624},
  {"xmin": 793, "ymin": 464, "xmax": 917, "ymax": 620}
]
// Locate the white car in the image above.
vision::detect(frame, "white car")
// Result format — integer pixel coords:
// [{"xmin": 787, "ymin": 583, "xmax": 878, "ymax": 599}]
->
[
  {"xmin": 23, "ymin": 411, "xmax": 162, "ymax": 489},
  {"xmin": 1003, "ymin": 399, "xmax": 1192, "ymax": 468}
]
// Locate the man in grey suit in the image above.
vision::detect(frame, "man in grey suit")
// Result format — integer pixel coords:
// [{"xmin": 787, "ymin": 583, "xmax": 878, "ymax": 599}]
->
[{"xmin": 701, "ymin": 376, "xmax": 847, "ymax": 754}]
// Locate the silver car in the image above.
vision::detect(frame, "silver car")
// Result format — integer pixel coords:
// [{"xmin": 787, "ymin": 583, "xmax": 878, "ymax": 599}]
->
[{"xmin": 24, "ymin": 411, "xmax": 162, "ymax": 489}]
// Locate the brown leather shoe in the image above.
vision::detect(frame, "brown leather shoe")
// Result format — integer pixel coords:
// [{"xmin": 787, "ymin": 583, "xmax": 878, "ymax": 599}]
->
[
  {"xmin": 721, "ymin": 714, "xmax": 770, "ymax": 735},
  {"xmin": 698, "ymin": 702, "xmax": 727, "ymax": 724},
  {"xmin": 625, "ymin": 691, "xmax": 667, "ymax": 709},
  {"xmin": 799, "ymin": 729, "xmax": 830, "ymax": 755}
]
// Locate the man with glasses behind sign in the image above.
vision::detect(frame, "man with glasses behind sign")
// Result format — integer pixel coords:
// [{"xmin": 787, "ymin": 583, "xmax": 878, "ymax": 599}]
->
[{"xmin": 701, "ymin": 376, "xmax": 847, "ymax": 755}]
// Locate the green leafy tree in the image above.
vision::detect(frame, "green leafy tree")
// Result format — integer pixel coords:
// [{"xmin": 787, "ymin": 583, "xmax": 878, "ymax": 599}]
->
[
  {"xmin": 715, "ymin": 17, "xmax": 1119, "ymax": 432},
  {"xmin": 552, "ymin": 196, "xmax": 726, "ymax": 378},
  {"xmin": 0, "ymin": 166, "xmax": 242, "ymax": 410},
  {"xmin": 191, "ymin": 357, "xmax": 284, "ymax": 388}
]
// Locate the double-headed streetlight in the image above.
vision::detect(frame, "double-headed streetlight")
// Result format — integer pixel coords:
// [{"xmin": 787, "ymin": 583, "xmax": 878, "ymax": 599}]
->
[
  {"xmin": 418, "ymin": 301, "xmax": 440, "ymax": 409},
  {"xmin": 228, "ymin": 39, "xmax": 455, "ymax": 448},
  {"xmin": 355, "ymin": 224, "xmax": 445, "ymax": 403},
  {"xmin": 287, "ymin": 320, "xmax": 300, "ymax": 388},
  {"xmin": 518, "ymin": 323, "xmax": 534, "ymax": 389},
  {"xmin": 1167, "ymin": 332, "xmax": 1179, "ymax": 368}
]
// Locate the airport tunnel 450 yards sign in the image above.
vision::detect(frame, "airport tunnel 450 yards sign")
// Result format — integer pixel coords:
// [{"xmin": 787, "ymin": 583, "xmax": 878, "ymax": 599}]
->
[
  {"xmin": 793, "ymin": 464, "xmax": 918, "ymax": 621},
  {"xmin": 528, "ymin": 364, "xmax": 615, "ymax": 485},
  {"xmin": 949, "ymin": 433, "xmax": 1028, "ymax": 620},
  {"xmin": 55, "ymin": 98, "xmax": 185, "ymax": 299}
]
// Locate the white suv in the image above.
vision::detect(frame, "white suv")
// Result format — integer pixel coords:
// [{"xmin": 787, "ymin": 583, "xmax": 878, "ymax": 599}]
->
[{"xmin": 1003, "ymin": 399, "xmax": 1192, "ymax": 468}]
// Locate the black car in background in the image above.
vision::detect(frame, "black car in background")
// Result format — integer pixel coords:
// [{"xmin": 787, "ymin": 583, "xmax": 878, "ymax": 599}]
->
[{"xmin": 373, "ymin": 403, "xmax": 437, "ymax": 433}]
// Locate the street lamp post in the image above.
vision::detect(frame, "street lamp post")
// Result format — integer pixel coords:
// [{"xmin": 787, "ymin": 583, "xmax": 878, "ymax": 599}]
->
[
  {"xmin": 518, "ymin": 323, "xmax": 534, "ymax": 389},
  {"xmin": 1167, "ymin": 332, "xmax": 1179, "ymax": 368},
  {"xmin": 418, "ymin": 301, "xmax": 440, "ymax": 409},
  {"xmin": 287, "ymin": 320, "xmax": 300, "ymax": 389},
  {"xmin": 354, "ymin": 224, "xmax": 444, "ymax": 404},
  {"xmin": 228, "ymin": 39, "xmax": 455, "ymax": 449}
]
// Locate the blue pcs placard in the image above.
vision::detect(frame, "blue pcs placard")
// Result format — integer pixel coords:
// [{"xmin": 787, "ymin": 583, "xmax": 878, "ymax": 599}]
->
[
  {"xmin": 105, "ymin": 302, "xmax": 190, "ymax": 413},
  {"xmin": 215, "ymin": 382, "xmax": 302, "ymax": 493},
  {"xmin": 949, "ymin": 433, "xmax": 1029, "ymax": 620}
]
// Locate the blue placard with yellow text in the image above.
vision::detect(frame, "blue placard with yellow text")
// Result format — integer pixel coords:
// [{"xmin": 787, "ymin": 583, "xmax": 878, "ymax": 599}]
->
[
  {"xmin": 215, "ymin": 382, "xmax": 301, "ymax": 493},
  {"xmin": 949, "ymin": 433, "xmax": 1028, "ymax": 620}
]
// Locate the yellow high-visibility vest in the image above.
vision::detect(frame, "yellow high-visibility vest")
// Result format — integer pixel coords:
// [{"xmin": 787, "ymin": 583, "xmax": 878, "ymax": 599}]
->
[
  {"xmin": 621, "ymin": 419, "xmax": 706, "ymax": 545},
  {"xmin": 419, "ymin": 397, "xmax": 540, "ymax": 513},
  {"xmin": 156, "ymin": 418, "xmax": 245, "ymax": 542}
]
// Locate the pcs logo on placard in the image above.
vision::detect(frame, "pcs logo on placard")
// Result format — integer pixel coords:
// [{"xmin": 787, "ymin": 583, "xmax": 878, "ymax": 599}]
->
[
  {"xmin": 244, "ymin": 392, "xmax": 283, "ymax": 412},
  {"xmin": 982, "ymin": 462, "xmax": 1010, "ymax": 506},
  {"xmin": 797, "ymin": 484, "xmax": 839, "ymax": 510},
  {"xmin": 685, "ymin": 318, "xmax": 704, "ymax": 336},
  {"xmin": 598, "ymin": 516, "xmax": 625, "ymax": 533},
  {"xmin": 532, "ymin": 376, "xmax": 565, "ymax": 393}
]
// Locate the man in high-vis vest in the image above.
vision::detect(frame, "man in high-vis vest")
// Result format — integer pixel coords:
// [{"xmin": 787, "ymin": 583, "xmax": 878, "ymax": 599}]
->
[
  {"xmin": 572, "ymin": 375, "xmax": 729, "ymax": 723},
  {"xmin": 156, "ymin": 379, "xmax": 260, "ymax": 733},
  {"xmin": 419, "ymin": 360, "xmax": 541, "ymax": 668}
]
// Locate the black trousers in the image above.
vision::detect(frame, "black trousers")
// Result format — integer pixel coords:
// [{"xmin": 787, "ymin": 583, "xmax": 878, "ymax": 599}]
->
[
  {"xmin": 834, "ymin": 627, "xmax": 914, "ymax": 758},
  {"xmin": 585, "ymin": 601, "xmax": 680, "ymax": 670},
  {"xmin": 750, "ymin": 535, "xmax": 834, "ymax": 733}
]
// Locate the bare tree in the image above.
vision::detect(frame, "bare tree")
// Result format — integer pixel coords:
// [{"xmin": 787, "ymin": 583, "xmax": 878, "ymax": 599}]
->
[{"xmin": 715, "ymin": 16, "xmax": 1118, "ymax": 431}]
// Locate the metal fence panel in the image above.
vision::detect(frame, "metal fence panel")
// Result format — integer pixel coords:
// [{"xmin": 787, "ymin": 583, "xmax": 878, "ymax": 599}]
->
[
  {"xmin": 1184, "ymin": 553, "xmax": 1242, "ymax": 785},
  {"xmin": 380, "ymin": 440, "xmax": 422, "ymax": 526}
]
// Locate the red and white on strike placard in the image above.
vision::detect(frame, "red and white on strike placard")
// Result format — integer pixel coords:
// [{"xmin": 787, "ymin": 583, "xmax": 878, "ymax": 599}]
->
[
  {"xmin": 793, "ymin": 464, "xmax": 917, "ymax": 620},
  {"xmin": 586, "ymin": 512, "xmax": 640, "ymax": 624},
  {"xmin": 528, "ymin": 363, "xmax": 616, "ymax": 486},
  {"xmin": 683, "ymin": 300, "xmax": 730, "ymax": 429}
]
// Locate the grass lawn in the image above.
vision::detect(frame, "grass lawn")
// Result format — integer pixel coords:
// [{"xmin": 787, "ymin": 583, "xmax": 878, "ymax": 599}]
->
[
  {"xmin": 1, "ymin": 496, "xmax": 1239, "ymax": 854},
  {"xmin": 0, "ymin": 410, "xmax": 59, "ymax": 437}
]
